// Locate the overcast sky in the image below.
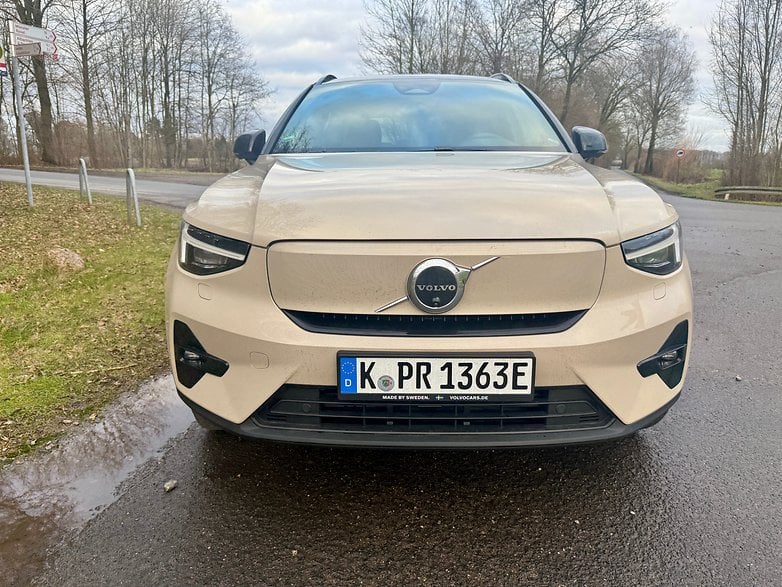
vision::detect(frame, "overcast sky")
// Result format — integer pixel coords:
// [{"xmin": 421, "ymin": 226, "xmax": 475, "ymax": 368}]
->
[{"xmin": 225, "ymin": 0, "xmax": 728, "ymax": 151}]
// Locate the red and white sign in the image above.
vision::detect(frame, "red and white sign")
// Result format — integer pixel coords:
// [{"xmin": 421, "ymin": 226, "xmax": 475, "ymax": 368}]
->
[
  {"xmin": 0, "ymin": 47, "xmax": 7, "ymax": 77},
  {"xmin": 675, "ymin": 148, "xmax": 686, "ymax": 159},
  {"xmin": 8, "ymin": 21, "xmax": 58, "ymax": 60}
]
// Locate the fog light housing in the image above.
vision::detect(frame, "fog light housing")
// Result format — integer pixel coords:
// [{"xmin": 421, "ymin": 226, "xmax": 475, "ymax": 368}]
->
[
  {"xmin": 637, "ymin": 321, "xmax": 689, "ymax": 389},
  {"xmin": 173, "ymin": 321, "xmax": 229, "ymax": 388}
]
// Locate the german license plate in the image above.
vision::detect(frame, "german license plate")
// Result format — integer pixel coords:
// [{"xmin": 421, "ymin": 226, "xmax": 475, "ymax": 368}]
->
[{"xmin": 337, "ymin": 353, "xmax": 534, "ymax": 401}]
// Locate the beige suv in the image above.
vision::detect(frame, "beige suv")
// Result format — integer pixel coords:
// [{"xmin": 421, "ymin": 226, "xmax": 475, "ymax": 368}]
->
[{"xmin": 166, "ymin": 74, "xmax": 692, "ymax": 447}]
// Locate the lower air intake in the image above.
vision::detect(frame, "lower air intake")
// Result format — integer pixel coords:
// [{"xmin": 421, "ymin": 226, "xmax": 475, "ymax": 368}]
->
[{"xmin": 254, "ymin": 385, "xmax": 614, "ymax": 434}]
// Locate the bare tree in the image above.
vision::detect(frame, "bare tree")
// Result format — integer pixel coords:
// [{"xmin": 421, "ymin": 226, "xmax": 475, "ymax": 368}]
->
[
  {"xmin": 33, "ymin": 0, "xmax": 272, "ymax": 171},
  {"xmin": 361, "ymin": 0, "xmax": 430, "ymax": 73},
  {"xmin": 545, "ymin": 0, "xmax": 662, "ymax": 125},
  {"xmin": 524, "ymin": 0, "xmax": 564, "ymax": 95},
  {"xmin": 637, "ymin": 28, "xmax": 695, "ymax": 174},
  {"xmin": 710, "ymin": 0, "xmax": 782, "ymax": 186},
  {"xmin": 622, "ymin": 91, "xmax": 653, "ymax": 173},
  {"xmin": 472, "ymin": 0, "xmax": 524, "ymax": 74},
  {"xmin": 586, "ymin": 58, "xmax": 640, "ymax": 130},
  {"xmin": 55, "ymin": 0, "xmax": 113, "ymax": 166}
]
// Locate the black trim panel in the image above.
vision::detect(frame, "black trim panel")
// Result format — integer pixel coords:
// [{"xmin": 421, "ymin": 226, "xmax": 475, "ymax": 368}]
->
[
  {"xmin": 283, "ymin": 310, "xmax": 587, "ymax": 337},
  {"xmin": 173, "ymin": 321, "xmax": 229, "ymax": 389},
  {"xmin": 637, "ymin": 320, "xmax": 689, "ymax": 389}
]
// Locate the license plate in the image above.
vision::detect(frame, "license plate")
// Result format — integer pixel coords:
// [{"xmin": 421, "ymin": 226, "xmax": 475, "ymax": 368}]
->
[{"xmin": 337, "ymin": 353, "xmax": 534, "ymax": 401}]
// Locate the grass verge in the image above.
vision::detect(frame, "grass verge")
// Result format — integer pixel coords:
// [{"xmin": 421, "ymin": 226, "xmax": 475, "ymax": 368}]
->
[
  {"xmin": 0, "ymin": 183, "xmax": 180, "ymax": 464},
  {"xmin": 636, "ymin": 170, "xmax": 782, "ymax": 206},
  {"xmin": 635, "ymin": 169, "xmax": 721, "ymax": 200}
]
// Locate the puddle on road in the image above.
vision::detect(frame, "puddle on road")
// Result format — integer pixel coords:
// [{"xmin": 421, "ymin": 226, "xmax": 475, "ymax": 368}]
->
[{"xmin": 0, "ymin": 375, "xmax": 192, "ymax": 584}]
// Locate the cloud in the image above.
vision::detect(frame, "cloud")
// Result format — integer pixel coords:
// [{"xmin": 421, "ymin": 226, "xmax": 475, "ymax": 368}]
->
[{"xmin": 224, "ymin": 0, "xmax": 365, "ymax": 129}]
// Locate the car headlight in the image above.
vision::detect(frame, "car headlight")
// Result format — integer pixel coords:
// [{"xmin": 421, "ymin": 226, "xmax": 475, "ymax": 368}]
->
[
  {"xmin": 621, "ymin": 223, "xmax": 682, "ymax": 275},
  {"xmin": 178, "ymin": 223, "xmax": 250, "ymax": 275}
]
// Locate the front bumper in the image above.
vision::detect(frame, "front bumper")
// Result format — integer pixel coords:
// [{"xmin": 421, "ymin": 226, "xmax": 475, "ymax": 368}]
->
[
  {"xmin": 179, "ymin": 387, "xmax": 679, "ymax": 448},
  {"xmin": 166, "ymin": 244, "xmax": 693, "ymax": 444}
]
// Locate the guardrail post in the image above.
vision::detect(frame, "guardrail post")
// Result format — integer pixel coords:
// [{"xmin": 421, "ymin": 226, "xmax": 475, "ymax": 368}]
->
[
  {"xmin": 126, "ymin": 168, "xmax": 141, "ymax": 227},
  {"xmin": 78, "ymin": 158, "xmax": 92, "ymax": 205}
]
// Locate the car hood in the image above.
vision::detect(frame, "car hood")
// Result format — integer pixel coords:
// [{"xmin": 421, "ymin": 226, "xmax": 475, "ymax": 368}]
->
[{"xmin": 184, "ymin": 152, "xmax": 677, "ymax": 247}]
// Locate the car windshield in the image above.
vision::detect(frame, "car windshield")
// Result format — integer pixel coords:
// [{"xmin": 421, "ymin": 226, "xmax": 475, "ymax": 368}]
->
[{"xmin": 271, "ymin": 79, "xmax": 567, "ymax": 154}]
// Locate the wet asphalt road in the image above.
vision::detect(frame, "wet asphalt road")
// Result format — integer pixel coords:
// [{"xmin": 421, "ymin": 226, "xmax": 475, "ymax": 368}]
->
[
  {"xmin": 10, "ymin": 194, "xmax": 782, "ymax": 585},
  {"xmin": 0, "ymin": 168, "xmax": 206, "ymax": 208}
]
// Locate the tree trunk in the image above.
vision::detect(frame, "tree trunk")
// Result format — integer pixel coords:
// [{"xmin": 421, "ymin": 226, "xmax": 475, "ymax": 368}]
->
[
  {"xmin": 644, "ymin": 118, "xmax": 659, "ymax": 175},
  {"xmin": 31, "ymin": 57, "xmax": 56, "ymax": 163},
  {"xmin": 81, "ymin": 0, "xmax": 98, "ymax": 167},
  {"xmin": 15, "ymin": 0, "xmax": 57, "ymax": 164},
  {"xmin": 8, "ymin": 67, "xmax": 24, "ymax": 165},
  {"xmin": 633, "ymin": 139, "xmax": 644, "ymax": 173},
  {"xmin": 559, "ymin": 68, "xmax": 575, "ymax": 127}
]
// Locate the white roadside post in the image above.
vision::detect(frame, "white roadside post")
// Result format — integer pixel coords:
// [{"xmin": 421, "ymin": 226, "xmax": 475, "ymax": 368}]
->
[
  {"xmin": 126, "ymin": 168, "xmax": 141, "ymax": 226},
  {"xmin": 79, "ymin": 158, "xmax": 92, "ymax": 205},
  {"xmin": 8, "ymin": 21, "xmax": 59, "ymax": 208}
]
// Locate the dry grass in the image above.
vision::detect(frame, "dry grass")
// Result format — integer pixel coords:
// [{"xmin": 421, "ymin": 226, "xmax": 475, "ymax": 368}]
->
[{"xmin": 0, "ymin": 183, "xmax": 180, "ymax": 463}]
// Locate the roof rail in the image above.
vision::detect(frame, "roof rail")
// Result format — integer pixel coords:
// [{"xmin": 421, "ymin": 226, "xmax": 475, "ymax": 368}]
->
[
  {"xmin": 491, "ymin": 73, "xmax": 516, "ymax": 83},
  {"xmin": 315, "ymin": 74, "xmax": 337, "ymax": 85}
]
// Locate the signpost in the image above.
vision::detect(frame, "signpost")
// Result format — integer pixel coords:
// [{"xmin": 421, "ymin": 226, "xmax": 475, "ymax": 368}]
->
[{"xmin": 7, "ymin": 21, "xmax": 59, "ymax": 207}]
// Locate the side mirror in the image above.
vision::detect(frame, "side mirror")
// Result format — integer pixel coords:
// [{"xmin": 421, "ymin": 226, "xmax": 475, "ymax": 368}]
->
[
  {"xmin": 572, "ymin": 126, "xmax": 608, "ymax": 161},
  {"xmin": 233, "ymin": 130, "xmax": 266, "ymax": 164}
]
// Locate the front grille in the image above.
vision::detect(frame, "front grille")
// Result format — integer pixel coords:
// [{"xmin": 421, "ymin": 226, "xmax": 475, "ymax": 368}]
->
[
  {"xmin": 254, "ymin": 385, "xmax": 614, "ymax": 434},
  {"xmin": 283, "ymin": 310, "xmax": 587, "ymax": 337}
]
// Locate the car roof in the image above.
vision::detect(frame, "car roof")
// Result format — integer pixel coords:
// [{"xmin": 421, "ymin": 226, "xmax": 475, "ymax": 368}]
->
[{"xmin": 317, "ymin": 74, "xmax": 516, "ymax": 87}]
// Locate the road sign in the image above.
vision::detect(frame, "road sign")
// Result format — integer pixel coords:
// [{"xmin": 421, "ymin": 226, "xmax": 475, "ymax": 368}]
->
[
  {"xmin": 675, "ymin": 148, "xmax": 686, "ymax": 159},
  {"xmin": 0, "ymin": 47, "xmax": 7, "ymax": 77},
  {"xmin": 14, "ymin": 42, "xmax": 56, "ymax": 57},
  {"xmin": 9, "ymin": 21, "xmax": 56, "ymax": 44},
  {"xmin": 8, "ymin": 21, "xmax": 58, "ymax": 60},
  {"xmin": 15, "ymin": 43, "xmax": 43, "ymax": 57}
]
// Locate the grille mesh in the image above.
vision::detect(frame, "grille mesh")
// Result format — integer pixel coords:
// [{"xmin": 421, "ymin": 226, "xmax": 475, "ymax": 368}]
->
[
  {"xmin": 283, "ymin": 310, "xmax": 587, "ymax": 337},
  {"xmin": 254, "ymin": 385, "xmax": 614, "ymax": 434}
]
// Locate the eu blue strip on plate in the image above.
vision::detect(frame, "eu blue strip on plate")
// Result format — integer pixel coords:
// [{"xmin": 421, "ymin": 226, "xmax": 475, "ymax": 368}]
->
[{"xmin": 339, "ymin": 357, "xmax": 358, "ymax": 394}]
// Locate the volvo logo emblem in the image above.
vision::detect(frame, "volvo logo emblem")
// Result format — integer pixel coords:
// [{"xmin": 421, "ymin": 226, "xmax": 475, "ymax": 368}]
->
[
  {"xmin": 374, "ymin": 256, "xmax": 501, "ymax": 314},
  {"xmin": 408, "ymin": 259, "xmax": 470, "ymax": 314}
]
